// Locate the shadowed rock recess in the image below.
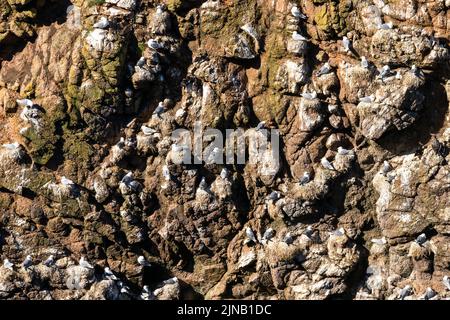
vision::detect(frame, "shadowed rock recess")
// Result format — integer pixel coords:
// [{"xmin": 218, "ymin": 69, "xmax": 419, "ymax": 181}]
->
[{"xmin": 0, "ymin": 0, "xmax": 449, "ymax": 301}]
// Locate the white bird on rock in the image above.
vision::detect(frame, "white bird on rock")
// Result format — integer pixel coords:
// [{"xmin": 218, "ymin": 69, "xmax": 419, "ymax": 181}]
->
[
  {"xmin": 245, "ymin": 227, "xmax": 257, "ymax": 243},
  {"xmin": 361, "ymin": 56, "xmax": 369, "ymax": 69},
  {"xmin": 22, "ymin": 255, "xmax": 32, "ymax": 269},
  {"xmin": 443, "ymin": 276, "xmax": 450, "ymax": 291},
  {"xmin": 410, "ymin": 65, "xmax": 419, "ymax": 75},
  {"xmin": 220, "ymin": 168, "xmax": 229, "ymax": 180},
  {"xmin": 141, "ymin": 125, "xmax": 157, "ymax": 136},
  {"xmin": 162, "ymin": 165, "xmax": 171, "ymax": 181},
  {"xmin": 399, "ymin": 285, "xmax": 413, "ymax": 300},
  {"xmin": 16, "ymin": 99, "xmax": 33, "ymax": 108},
  {"xmin": 136, "ymin": 57, "xmax": 146, "ymax": 68},
  {"xmin": 163, "ymin": 277, "xmax": 178, "ymax": 285},
  {"xmin": 321, "ymin": 157, "xmax": 335, "ymax": 171},
  {"xmin": 3, "ymin": 258, "xmax": 13, "ymax": 270},
  {"xmin": 379, "ymin": 65, "xmax": 391, "ymax": 79},
  {"xmin": 283, "ymin": 232, "xmax": 294, "ymax": 244},
  {"xmin": 43, "ymin": 255, "xmax": 55, "ymax": 267},
  {"xmin": 415, "ymin": 233, "xmax": 427, "ymax": 245},
  {"xmin": 382, "ymin": 160, "xmax": 392, "ymax": 175},
  {"xmin": 342, "ymin": 36, "xmax": 351, "ymax": 52},
  {"xmin": 153, "ymin": 102, "xmax": 165, "ymax": 118},
  {"xmin": 256, "ymin": 121, "xmax": 266, "ymax": 131},
  {"xmin": 93, "ymin": 16, "xmax": 109, "ymax": 29},
  {"xmin": 104, "ymin": 267, "xmax": 118, "ymax": 280},
  {"xmin": 304, "ymin": 226, "xmax": 314, "ymax": 239},
  {"xmin": 79, "ymin": 256, "xmax": 94, "ymax": 269},
  {"xmin": 262, "ymin": 228, "xmax": 275, "ymax": 242},
  {"xmin": 291, "ymin": 5, "xmax": 307, "ymax": 19},
  {"xmin": 301, "ymin": 91, "xmax": 317, "ymax": 100},
  {"xmin": 138, "ymin": 255, "xmax": 151, "ymax": 267},
  {"xmin": 292, "ymin": 31, "xmax": 308, "ymax": 41},
  {"xmin": 422, "ymin": 287, "xmax": 436, "ymax": 300},
  {"xmin": 147, "ymin": 39, "xmax": 162, "ymax": 50},
  {"xmin": 337, "ymin": 146, "xmax": 353, "ymax": 155},
  {"xmin": 299, "ymin": 172, "xmax": 310, "ymax": 185},
  {"xmin": 61, "ymin": 176, "xmax": 75, "ymax": 186},
  {"xmin": 371, "ymin": 237, "xmax": 387, "ymax": 245},
  {"xmin": 267, "ymin": 191, "xmax": 280, "ymax": 201},
  {"xmin": 317, "ymin": 63, "xmax": 332, "ymax": 76}
]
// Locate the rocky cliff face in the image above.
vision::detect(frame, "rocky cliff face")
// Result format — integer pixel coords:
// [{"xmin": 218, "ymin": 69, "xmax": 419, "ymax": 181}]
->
[{"xmin": 0, "ymin": 0, "xmax": 449, "ymax": 300}]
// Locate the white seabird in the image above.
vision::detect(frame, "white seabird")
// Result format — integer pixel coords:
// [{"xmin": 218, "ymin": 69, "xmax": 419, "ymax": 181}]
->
[
  {"xmin": 245, "ymin": 227, "xmax": 257, "ymax": 243},
  {"xmin": 93, "ymin": 16, "xmax": 109, "ymax": 29},
  {"xmin": 162, "ymin": 165, "xmax": 171, "ymax": 181},
  {"xmin": 16, "ymin": 99, "xmax": 33, "ymax": 107},
  {"xmin": 443, "ymin": 276, "xmax": 450, "ymax": 291},
  {"xmin": 255, "ymin": 121, "xmax": 266, "ymax": 131},
  {"xmin": 304, "ymin": 226, "xmax": 314, "ymax": 239},
  {"xmin": 291, "ymin": 5, "xmax": 307, "ymax": 19},
  {"xmin": 320, "ymin": 157, "xmax": 335, "ymax": 171},
  {"xmin": 262, "ymin": 228, "xmax": 275, "ymax": 242},
  {"xmin": 382, "ymin": 160, "xmax": 392, "ymax": 175},
  {"xmin": 292, "ymin": 31, "xmax": 308, "ymax": 41},
  {"xmin": 371, "ymin": 237, "xmax": 387, "ymax": 245},
  {"xmin": 3, "ymin": 258, "xmax": 14, "ymax": 270},
  {"xmin": 415, "ymin": 233, "xmax": 427, "ymax": 245},
  {"xmin": 136, "ymin": 57, "xmax": 146, "ymax": 68},
  {"xmin": 337, "ymin": 146, "xmax": 352, "ymax": 155},
  {"xmin": 301, "ymin": 91, "xmax": 317, "ymax": 100},
  {"xmin": 22, "ymin": 255, "xmax": 32, "ymax": 269},
  {"xmin": 317, "ymin": 62, "xmax": 332, "ymax": 76},
  {"xmin": 283, "ymin": 232, "xmax": 294, "ymax": 244},
  {"xmin": 43, "ymin": 255, "xmax": 55, "ymax": 267},
  {"xmin": 342, "ymin": 36, "xmax": 351, "ymax": 52},
  {"xmin": 163, "ymin": 277, "xmax": 178, "ymax": 285},
  {"xmin": 61, "ymin": 176, "xmax": 75, "ymax": 186},
  {"xmin": 410, "ymin": 65, "xmax": 419, "ymax": 75},
  {"xmin": 79, "ymin": 256, "xmax": 94, "ymax": 269},
  {"xmin": 379, "ymin": 65, "xmax": 391, "ymax": 79},
  {"xmin": 399, "ymin": 285, "xmax": 413, "ymax": 300},
  {"xmin": 138, "ymin": 255, "xmax": 151, "ymax": 267},
  {"xmin": 152, "ymin": 102, "xmax": 165, "ymax": 118},
  {"xmin": 141, "ymin": 125, "xmax": 157, "ymax": 136},
  {"xmin": 299, "ymin": 172, "xmax": 310, "ymax": 185},
  {"xmin": 147, "ymin": 39, "xmax": 162, "ymax": 50},
  {"xmin": 104, "ymin": 267, "xmax": 118, "ymax": 280},
  {"xmin": 422, "ymin": 287, "xmax": 436, "ymax": 300},
  {"xmin": 361, "ymin": 56, "xmax": 369, "ymax": 69},
  {"xmin": 267, "ymin": 191, "xmax": 280, "ymax": 201},
  {"xmin": 220, "ymin": 168, "xmax": 229, "ymax": 180}
]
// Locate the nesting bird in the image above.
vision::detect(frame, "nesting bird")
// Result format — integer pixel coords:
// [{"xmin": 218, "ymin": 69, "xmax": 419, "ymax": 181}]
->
[
  {"xmin": 301, "ymin": 91, "xmax": 317, "ymax": 100},
  {"xmin": 361, "ymin": 56, "xmax": 369, "ymax": 69},
  {"xmin": 359, "ymin": 95, "xmax": 375, "ymax": 103},
  {"xmin": 3, "ymin": 258, "xmax": 13, "ymax": 270},
  {"xmin": 337, "ymin": 146, "xmax": 353, "ymax": 156},
  {"xmin": 262, "ymin": 228, "xmax": 275, "ymax": 242},
  {"xmin": 443, "ymin": 276, "xmax": 450, "ymax": 291},
  {"xmin": 93, "ymin": 16, "xmax": 109, "ymax": 29},
  {"xmin": 138, "ymin": 255, "xmax": 151, "ymax": 267},
  {"xmin": 321, "ymin": 157, "xmax": 335, "ymax": 171},
  {"xmin": 147, "ymin": 39, "xmax": 163, "ymax": 50},
  {"xmin": 422, "ymin": 287, "xmax": 436, "ymax": 300},
  {"xmin": 316, "ymin": 63, "xmax": 332, "ymax": 76},
  {"xmin": 283, "ymin": 232, "xmax": 294, "ymax": 244},
  {"xmin": 22, "ymin": 255, "xmax": 32, "ymax": 269},
  {"xmin": 299, "ymin": 172, "xmax": 310, "ymax": 185},
  {"xmin": 379, "ymin": 65, "xmax": 391, "ymax": 79},
  {"xmin": 79, "ymin": 256, "xmax": 94, "ymax": 269},
  {"xmin": 292, "ymin": 31, "xmax": 308, "ymax": 42},
  {"xmin": 267, "ymin": 191, "xmax": 280, "ymax": 201},
  {"xmin": 245, "ymin": 227, "xmax": 258, "ymax": 244},
  {"xmin": 220, "ymin": 168, "xmax": 229, "ymax": 180},
  {"xmin": 291, "ymin": 5, "xmax": 307, "ymax": 19},
  {"xmin": 399, "ymin": 285, "xmax": 413, "ymax": 299},
  {"xmin": 120, "ymin": 172, "xmax": 141, "ymax": 194},
  {"xmin": 162, "ymin": 165, "xmax": 171, "ymax": 181},
  {"xmin": 256, "ymin": 121, "xmax": 266, "ymax": 131},
  {"xmin": 141, "ymin": 125, "xmax": 157, "ymax": 136},
  {"xmin": 43, "ymin": 255, "xmax": 55, "ymax": 267},
  {"xmin": 382, "ymin": 160, "xmax": 392, "ymax": 175},
  {"xmin": 415, "ymin": 233, "xmax": 427, "ymax": 245},
  {"xmin": 371, "ymin": 237, "xmax": 387, "ymax": 245},
  {"xmin": 104, "ymin": 267, "xmax": 119, "ymax": 280},
  {"xmin": 342, "ymin": 36, "xmax": 351, "ymax": 52},
  {"xmin": 153, "ymin": 102, "xmax": 165, "ymax": 118}
]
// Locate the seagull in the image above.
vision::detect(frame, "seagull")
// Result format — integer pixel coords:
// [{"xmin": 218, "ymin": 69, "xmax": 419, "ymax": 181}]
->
[
  {"xmin": 199, "ymin": 177, "xmax": 208, "ymax": 191},
  {"xmin": 93, "ymin": 16, "xmax": 109, "ymax": 29},
  {"xmin": 104, "ymin": 267, "xmax": 118, "ymax": 280},
  {"xmin": 328, "ymin": 104, "xmax": 339, "ymax": 114},
  {"xmin": 163, "ymin": 277, "xmax": 178, "ymax": 285},
  {"xmin": 136, "ymin": 57, "xmax": 146, "ymax": 68},
  {"xmin": 147, "ymin": 39, "xmax": 162, "ymax": 50},
  {"xmin": 2, "ymin": 142, "xmax": 21, "ymax": 150},
  {"xmin": 141, "ymin": 125, "xmax": 157, "ymax": 136},
  {"xmin": 410, "ymin": 65, "xmax": 419, "ymax": 75},
  {"xmin": 256, "ymin": 121, "xmax": 266, "ymax": 131},
  {"xmin": 337, "ymin": 146, "xmax": 352, "ymax": 155},
  {"xmin": 283, "ymin": 232, "xmax": 294, "ymax": 244},
  {"xmin": 422, "ymin": 287, "xmax": 436, "ymax": 300},
  {"xmin": 152, "ymin": 102, "xmax": 165, "ymax": 118},
  {"xmin": 304, "ymin": 226, "xmax": 314, "ymax": 239},
  {"xmin": 267, "ymin": 191, "xmax": 280, "ymax": 201},
  {"xmin": 371, "ymin": 237, "xmax": 387, "ymax": 245},
  {"xmin": 245, "ymin": 227, "xmax": 257, "ymax": 243},
  {"xmin": 291, "ymin": 5, "xmax": 307, "ymax": 19},
  {"xmin": 379, "ymin": 65, "xmax": 391, "ymax": 79},
  {"xmin": 415, "ymin": 233, "xmax": 427, "ymax": 245},
  {"xmin": 382, "ymin": 160, "xmax": 392, "ymax": 175},
  {"xmin": 141, "ymin": 285, "xmax": 152, "ymax": 300},
  {"xmin": 138, "ymin": 255, "xmax": 151, "ymax": 267},
  {"xmin": 321, "ymin": 157, "xmax": 335, "ymax": 171},
  {"xmin": 43, "ymin": 255, "xmax": 54, "ymax": 267},
  {"xmin": 299, "ymin": 172, "xmax": 310, "ymax": 185},
  {"xmin": 262, "ymin": 228, "xmax": 275, "ymax": 241},
  {"xmin": 61, "ymin": 176, "xmax": 74, "ymax": 186},
  {"xmin": 361, "ymin": 56, "xmax": 369, "ymax": 68},
  {"xmin": 316, "ymin": 63, "xmax": 332, "ymax": 76},
  {"xmin": 395, "ymin": 71, "xmax": 402, "ymax": 80},
  {"xmin": 399, "ymin": 285, "xmax": 413, "ymax": 299},
  {"xmin": 79, "ymin": 256, "xmax": 94, "ymax": 269},
  {"xmin": 378, "ymin": 22, "xmax": 393, "ymax": 30},
  {"xmin": 220, "ymin": 168, "xmax": 229, "ymax": 180},
  {"xmin": 3, "ymin": 259, "xmax": 13, "ymax": 270},
  {"xmin": 292, "ymin": 31, "xmax": 308, "ymax": 41},
  {"xmin": 333, "ymin": 227, "xmax": 345, "ymax": 236},
  {"xmin": 342, "ymin": 36, "xmax": 351, "ymax": 52},
  {"xmin": 301, "ymin": 91, "xmax": 317, "ymax": 100},
  {"xmin": 162, "ymin": 165, "xmax": 171, "ymax": 181},
  {"xmin": 443, "ymin": 276, "xmax": 450, "ymax": 291},
  {"xmin": 359, "ymin": 95, "xmax": 375, "ymax": 103},
  {"xmin": 16, "ymin": 99, "xmax": 33, "ymax": 107},
  {"xmin": 22, "ymin": 255, "xmax": 32, "ymax": 269}
]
